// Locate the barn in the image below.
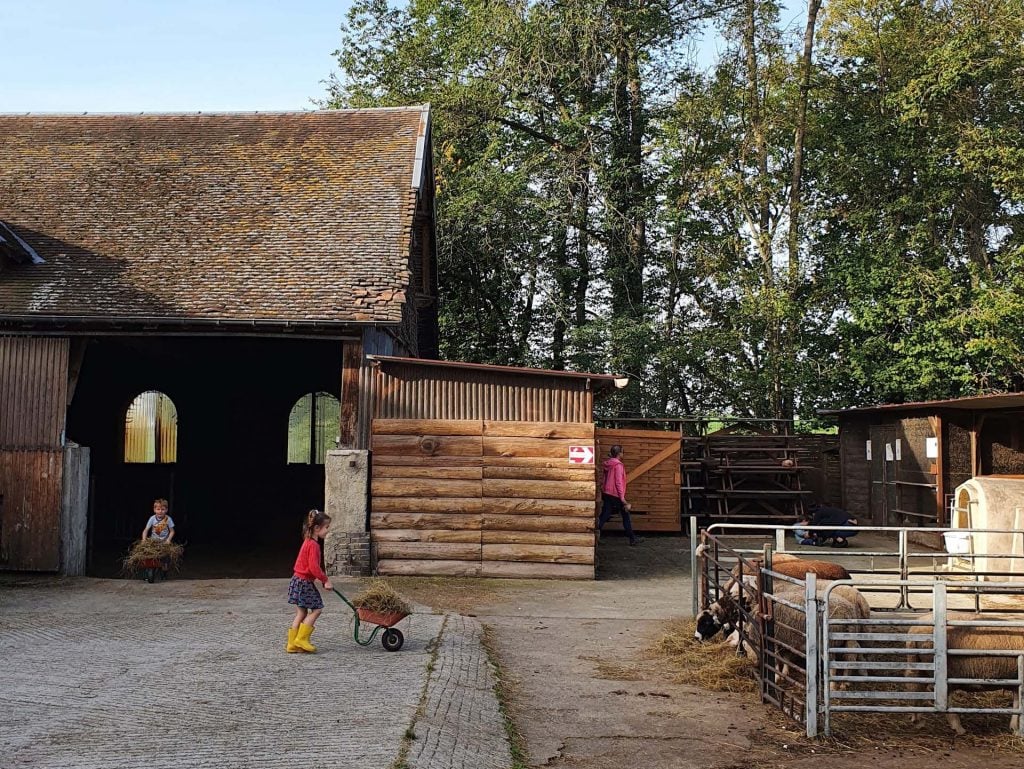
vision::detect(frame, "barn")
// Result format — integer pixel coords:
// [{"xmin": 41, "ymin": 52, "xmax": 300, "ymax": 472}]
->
[
  {"xmin": 0, "ymin": 108, "xmax": 438, "ymax": 575},
  {"xmin": 822, "ymin": 393, "xmax": 1024, "ymax": 528}
]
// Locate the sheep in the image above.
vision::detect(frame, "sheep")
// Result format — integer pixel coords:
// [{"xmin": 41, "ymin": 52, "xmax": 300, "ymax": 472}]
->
[
  {"xmin": 768, "ymin": 581, "xmax": 871, "ymax": 689},
  {"xmin": 905, "ymin": 613, "xmax": 1024, "ymax": 735},
  {"xmin": 742, "ymin": 556, "xmax": 850, "ymax": 583}
]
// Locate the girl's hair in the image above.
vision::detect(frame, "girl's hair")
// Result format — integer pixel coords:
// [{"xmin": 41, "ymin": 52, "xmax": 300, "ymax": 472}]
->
[
  {"xmin": 302, "ymin": 509, "xmax": 331, "ymax": 539},
  {"xmin": 609, "ymin": 444, "xmax": 623, "ymax": 458}
]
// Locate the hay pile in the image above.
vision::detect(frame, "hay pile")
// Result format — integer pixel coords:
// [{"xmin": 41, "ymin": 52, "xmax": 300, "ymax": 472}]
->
[
  {"xmin": 653, "ymin": 618, "xmax": 758, "ymax": 693},
  {"xmin": 122, "ymin": 539, "xmax": 184, "ymax": 575},
  {"xmin": 352, "ymin": 580, "xmax": 411, "ymax": 615}
]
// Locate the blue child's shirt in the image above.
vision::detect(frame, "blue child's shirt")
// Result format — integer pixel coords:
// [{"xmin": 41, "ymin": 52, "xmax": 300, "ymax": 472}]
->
[{"xmin": 147, "ymin": 514, "xmax": 175, "ymax": 541}]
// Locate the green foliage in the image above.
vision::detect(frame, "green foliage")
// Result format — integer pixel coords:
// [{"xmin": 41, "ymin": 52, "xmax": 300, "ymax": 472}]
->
[{"xmin": 325, "ymin": 0, "xmax": 1024, "ymax": 419}]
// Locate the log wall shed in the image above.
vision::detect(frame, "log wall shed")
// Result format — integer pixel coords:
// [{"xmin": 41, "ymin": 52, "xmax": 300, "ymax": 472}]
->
[
  {"xmin": 366, "ymin": 356, "xmax": 627, "ymax": 579},
  {"xmin": 822, "ymin": 393, "xmax": 1024, "ymax": 528},
  {"xmin": 0, "ymin": 108, "xmax": 438, "ymax": 574}
]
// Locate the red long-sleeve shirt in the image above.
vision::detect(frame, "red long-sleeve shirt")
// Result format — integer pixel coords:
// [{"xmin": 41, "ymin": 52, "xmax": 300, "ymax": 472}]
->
[{"xmin": 293, "ymin": 538, "xmax": 328, "ymax": 584}]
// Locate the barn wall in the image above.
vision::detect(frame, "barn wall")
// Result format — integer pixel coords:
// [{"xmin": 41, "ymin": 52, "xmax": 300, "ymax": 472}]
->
[
  {"xmin": 839, "ymin": 418, "xmax": 871, "ymax": 519},
  {"xmin": 982, "ymin": 413, "xmax": 1024, "ymax": 475},
  {"xmin": 0, "ymin": 335, "xmax": 68, "ymax": 448},
  {"xmin": 373, "ymin": 363, "xmax": 594, "ymax": 423},
  {"xmin": 0, "ymin": 335, "xmax": 69, "ymax": 571},
  {"xmin": 370, "ymin": 419, "xmax": 596, "ymax": 579}
]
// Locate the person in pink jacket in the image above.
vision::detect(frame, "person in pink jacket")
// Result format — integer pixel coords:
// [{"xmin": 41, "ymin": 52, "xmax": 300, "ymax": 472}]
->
[{"xmin": 598, "ymin": 445, "xmax": 642, "ymax": 545}]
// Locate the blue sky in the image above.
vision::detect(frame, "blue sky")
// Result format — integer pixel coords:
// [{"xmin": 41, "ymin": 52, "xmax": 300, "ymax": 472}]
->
[
  {"xmin": 1, "ymin": 1, "xmax": 351, "ymax": 112},
  {"xmin": 1, "ymin": 2, "xmax": 809, "ymax": 113}
]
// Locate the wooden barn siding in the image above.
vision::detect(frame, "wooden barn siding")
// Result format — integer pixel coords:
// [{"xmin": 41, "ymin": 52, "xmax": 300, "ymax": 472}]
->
[
  {"xmin": 372, "ymin": 364, "xmax": 594, "ymax": 423},
  {"xmin": 0, "ymin": 450, "xmax": 64, "ymax": 570},
  {"xmin": 595, "ymin": 428, "xmax": 681, "ymax": 532},
  {"xmin": 370, "ymin": 419, "xmax": 596, "ymax": 579},
  {"xmin": 0, "ymin": 336, "xmax": 69, "ymax": 571},
  {"xmin": 0, "ymin": 336, "xmax": 69, "ymax": 448},
  {"xmin": 839, "ymin": 419, "xmax": 871, "ymax": 519}
]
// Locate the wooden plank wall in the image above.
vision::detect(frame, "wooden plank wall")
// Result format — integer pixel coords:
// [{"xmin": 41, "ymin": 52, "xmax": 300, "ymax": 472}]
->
[
  {"xmin": 595, "ymin": 428, "xmax": 682, "ymax": 532},
  {"xmin": 371, "ymin": 419, "xmax": 596, "ymax": 579}
]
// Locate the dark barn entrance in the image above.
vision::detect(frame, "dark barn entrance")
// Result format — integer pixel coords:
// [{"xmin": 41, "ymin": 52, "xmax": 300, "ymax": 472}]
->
[{"xmin": 68, "ymin": 336, "xmax": 343, "ymax": 576}]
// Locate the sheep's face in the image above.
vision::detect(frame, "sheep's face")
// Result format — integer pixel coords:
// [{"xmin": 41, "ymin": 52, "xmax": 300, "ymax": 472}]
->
[{"xmin": 695, "ymin": 609, "xmax": 722, "ymax": 641}]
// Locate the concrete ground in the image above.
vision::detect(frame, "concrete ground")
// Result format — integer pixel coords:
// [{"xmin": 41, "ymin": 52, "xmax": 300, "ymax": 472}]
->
[
  {"xmin": 389, "ymin": 532, "xmax": 1024, "ymax": 769},
  {"xmin": 4, "ymin": 532, "xmax": 1023, "ymax": 769},
  {"xmin": 0, "ymin": 576, "xmax": 509, "ymax": 769}
]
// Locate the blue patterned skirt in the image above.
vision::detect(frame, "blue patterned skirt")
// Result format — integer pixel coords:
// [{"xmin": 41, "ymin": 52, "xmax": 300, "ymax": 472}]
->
[{"xmin": 287, "ymin": 576, "xmax": 323, "ymax": 610}]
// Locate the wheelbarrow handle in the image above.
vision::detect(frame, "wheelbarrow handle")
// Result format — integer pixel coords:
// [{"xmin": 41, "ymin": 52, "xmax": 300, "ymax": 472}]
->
[{"xmin": 332, "ymin": 587, "xmax": 357, "ymax": 612}]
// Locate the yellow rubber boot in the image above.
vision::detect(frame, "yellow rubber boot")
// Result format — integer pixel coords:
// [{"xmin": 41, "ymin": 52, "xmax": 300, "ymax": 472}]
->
[
  {"xmin": 294, "ymin": 623, "xmax": 317, "ymax": 653},
  {"xmin": 286, "ymin": 627, "xmax": 301, "ymax": 653}
]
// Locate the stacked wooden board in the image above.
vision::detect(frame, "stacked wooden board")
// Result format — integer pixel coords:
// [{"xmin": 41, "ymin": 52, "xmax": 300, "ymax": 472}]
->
[{"xmin": 371, "ymin": 419, "xmax": 596, "ymax": 578}]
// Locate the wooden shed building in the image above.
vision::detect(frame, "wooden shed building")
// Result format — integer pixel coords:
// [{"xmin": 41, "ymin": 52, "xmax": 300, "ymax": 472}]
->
[
  {"xmin": 822, "ymin": 393, "xmax": 1024, "ymax": 528},
  {"xmin": 365, "ymin": 356, "xmax": 627, "ymax": 579},
  {"xmin": 0, "ymin": 108, "xmax": 438, "ymax": 574}
]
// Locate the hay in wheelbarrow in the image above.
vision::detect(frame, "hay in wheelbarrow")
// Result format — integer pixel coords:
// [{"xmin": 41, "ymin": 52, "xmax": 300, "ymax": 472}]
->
[
  {"xmin": 352, "ymin": 579, "xmax": 412, "ymax": 615},
  {"xmin": 121, "ymin": 539, "xmax": 184, "ymax": 576}
]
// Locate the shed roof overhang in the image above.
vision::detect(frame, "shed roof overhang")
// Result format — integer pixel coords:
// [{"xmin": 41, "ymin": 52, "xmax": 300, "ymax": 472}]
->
[
  {"xmin": 819, "ymin": 392, "xmax": 1024, "ymax": 417},
  {"xmin": 367, "ymin": 355, "xmax": 629, "ymax": 392}
]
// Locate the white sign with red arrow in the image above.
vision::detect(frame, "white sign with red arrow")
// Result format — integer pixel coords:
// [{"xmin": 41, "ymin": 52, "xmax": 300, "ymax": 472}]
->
[{"xmin": 568, "ymin": 445, "xmax": 595, "ymax": 464}]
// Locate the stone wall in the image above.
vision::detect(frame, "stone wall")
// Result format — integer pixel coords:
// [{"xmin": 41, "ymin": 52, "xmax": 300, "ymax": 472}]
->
[{"xmin": 323, "ymin": 449, "xmax": 372, "ymax": 576}]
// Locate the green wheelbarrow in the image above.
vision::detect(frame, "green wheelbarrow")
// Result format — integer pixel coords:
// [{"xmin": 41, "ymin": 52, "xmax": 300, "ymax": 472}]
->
[{"xmin": 332, "ymin": 587, "xmax": 407, "ymax": 652}]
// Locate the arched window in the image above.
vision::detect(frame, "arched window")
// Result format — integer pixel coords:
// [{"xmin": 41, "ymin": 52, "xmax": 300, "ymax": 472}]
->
[
  {"xmin": 288, "ymin": 392, "xmax": 340, "ymax": 464},
  {"xmin": 125, "ymin": 391, "xmax": 178, "ymax": 463}
]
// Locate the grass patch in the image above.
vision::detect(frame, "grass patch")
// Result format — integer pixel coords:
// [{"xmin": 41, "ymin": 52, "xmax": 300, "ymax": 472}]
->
[{"xmin": 481, "ymin": 624, "xmax": 530, "ymax": 769}]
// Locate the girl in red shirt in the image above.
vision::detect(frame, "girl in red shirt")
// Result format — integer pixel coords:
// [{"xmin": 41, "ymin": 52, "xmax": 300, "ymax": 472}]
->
[{"xmin": 286, "ymin": 509, "xmax": 333, "ymax": 653}]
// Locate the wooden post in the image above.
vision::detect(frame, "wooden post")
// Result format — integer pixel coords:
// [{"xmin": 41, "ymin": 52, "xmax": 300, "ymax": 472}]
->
[
  {"xmin": 340, "ymin": 339, "xmax": 362, "ymax": 449},
  {"xmin": 933, "ymin": 413, "xmax": 945, "ymax": 526}
]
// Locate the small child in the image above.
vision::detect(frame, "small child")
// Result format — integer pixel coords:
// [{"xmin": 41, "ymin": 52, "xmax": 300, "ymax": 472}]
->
[
  {"xmin": 793, "ymin": 516, "xmax": 817, "ymax": 546},
  {"xmin": 286, "ymin": 509, "xmax": 333, "ymax": 653},
  {"xmin": 141, "ymin": 498, "xmax": 176, "ymax": 573}
]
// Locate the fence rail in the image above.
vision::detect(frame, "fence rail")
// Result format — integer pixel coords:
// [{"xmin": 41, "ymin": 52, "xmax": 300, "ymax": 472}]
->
[{"xmin": 693, "ymin": 525, "xmax": 1024, "ymax": 738}]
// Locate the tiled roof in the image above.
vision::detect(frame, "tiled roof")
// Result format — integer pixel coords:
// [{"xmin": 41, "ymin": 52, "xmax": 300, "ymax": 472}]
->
[{"xmin": 0, "ymin": 108, "xmax": 430, "ymax": 327}]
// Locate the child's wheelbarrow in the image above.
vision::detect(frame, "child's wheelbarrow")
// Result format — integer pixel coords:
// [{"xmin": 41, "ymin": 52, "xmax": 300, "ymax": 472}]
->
[{"xmin": 332, "ymin": 588, "xmax": 407, "ymax": 652}]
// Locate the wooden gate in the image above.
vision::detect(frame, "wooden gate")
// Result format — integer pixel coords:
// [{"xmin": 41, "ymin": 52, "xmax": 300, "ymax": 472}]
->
[
  {"xmin": 0, "ymin": 336, "xmax": 69, "ymax": 571},
  {"xmin": 595, "ymin": 428, "xmax": 682, "ymax": 532},
  {"xmin": 370, "ymin": 419, "xmax": 596, "ymax": 578}
]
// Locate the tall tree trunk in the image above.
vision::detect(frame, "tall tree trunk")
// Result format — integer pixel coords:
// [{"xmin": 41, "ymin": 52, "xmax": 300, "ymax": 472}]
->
[
  {"xmin": 787, "ymin": 0, "xmax": 822, "ymax": 284},
  {"xmin": 608, "ymin": 1, "xmax": 646, "ymax": 318}
]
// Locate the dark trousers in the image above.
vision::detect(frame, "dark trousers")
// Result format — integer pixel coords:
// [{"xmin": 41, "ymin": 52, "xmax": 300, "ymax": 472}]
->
[{"xmin": 598, "ymin": 493, "xmax": 636, "ymax": 540}]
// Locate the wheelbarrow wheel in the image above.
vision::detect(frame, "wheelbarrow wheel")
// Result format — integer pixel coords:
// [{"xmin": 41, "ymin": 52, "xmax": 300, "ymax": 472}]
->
[{"xmin": 382, "ymin": 628, "xmax": 404, "ymax": 652}]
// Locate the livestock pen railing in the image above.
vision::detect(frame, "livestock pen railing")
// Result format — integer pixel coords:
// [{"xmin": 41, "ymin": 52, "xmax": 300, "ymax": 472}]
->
[
  {"xmin": 693, "ymin": 527, "xmax": 1024, "ymax": 738},
  {"xmin": 819, "ymin": 579, "xmax": 1024, "ymax": 738},
  {"xmin": 690, "ymin": 520, "xmax": 1024, "ymax": 615}
]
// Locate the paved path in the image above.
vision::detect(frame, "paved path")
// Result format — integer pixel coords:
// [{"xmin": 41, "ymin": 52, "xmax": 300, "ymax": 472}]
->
[{"xmin": 0, "ymin": 576, "xmax": 509, "ymax": 769}]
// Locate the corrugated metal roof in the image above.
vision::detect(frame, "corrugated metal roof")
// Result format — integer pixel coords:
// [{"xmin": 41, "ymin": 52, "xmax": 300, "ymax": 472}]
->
[
  {"xmin": 820, "ymin": 392, "xmax": 1024, "ymax": 416},
  {"xmin": 367, "ymin": 355, "xmax": 628, "ymax": 388}
]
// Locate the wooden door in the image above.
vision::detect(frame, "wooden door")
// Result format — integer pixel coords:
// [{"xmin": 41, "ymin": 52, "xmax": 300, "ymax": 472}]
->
[
  {"xmin": 0, "ymin": 336, "xmax": 69, "ymax": 570},
  {"xmin": 595, "ymin": 428, "xmax": 682, "ymax": 532},
  {"xmin": 869, "ymin": 424, "xmax": 897, "ymax": 525}
]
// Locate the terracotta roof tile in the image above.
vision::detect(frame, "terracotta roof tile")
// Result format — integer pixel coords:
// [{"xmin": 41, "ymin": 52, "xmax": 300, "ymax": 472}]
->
[{"xmin": 0, "ymin": 108, "xmax": 429, "ymax": 327}]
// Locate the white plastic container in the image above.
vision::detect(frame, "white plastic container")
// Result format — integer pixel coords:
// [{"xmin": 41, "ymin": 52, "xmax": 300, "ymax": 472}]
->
[{"xmin": 943, "ymin": 531, "xmax": 972, "ymax": 554}]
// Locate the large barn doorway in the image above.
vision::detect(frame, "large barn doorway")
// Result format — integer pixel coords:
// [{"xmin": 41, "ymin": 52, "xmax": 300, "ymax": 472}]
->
[{"xmin": 66, "ymin": 336, "xmax": 344, "ymax": 577}]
